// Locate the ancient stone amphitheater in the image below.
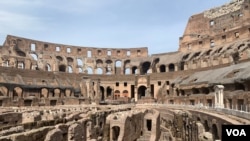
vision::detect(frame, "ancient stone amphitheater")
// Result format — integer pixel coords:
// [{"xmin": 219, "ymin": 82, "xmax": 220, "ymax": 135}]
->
[{"xmin": 0, "ymin": 0, "xmax": 250, "ymax": 141}]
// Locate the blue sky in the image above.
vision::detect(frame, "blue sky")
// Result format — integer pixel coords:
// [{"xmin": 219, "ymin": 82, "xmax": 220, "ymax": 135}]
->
[{"xmin": 0, "ymin": 0, "xmax": 230, "ymax": 54}]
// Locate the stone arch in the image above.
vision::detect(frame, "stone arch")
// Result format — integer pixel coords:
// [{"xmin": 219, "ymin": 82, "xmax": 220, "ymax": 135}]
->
[
  {"xmin": 138, "ymin": 85, "xmax": 147, "ymax": 99},
  {"xmin": 17, "ymin": 61, "xmax": 25, "ymax": 69},
  {"xmin": 41, "ymin": 88, "xmax": 48, "ymax": 98},
  {"xmin": 54, "ymin": 88, "xmax": 61, "ymax": 97},
  {"xmin": 56, "ymin": 56, "xmax": 63, "ymax": 62},
  {"xmin": 124, "ymin": 60, "xmax": 131, "ymax": 74},
  {"xmin": 13, "ymin": 87, "xmax": 22, "ymax": 100},
  {"xmin": 97, "ymin": 67, "xmax": 103, "ymax": 74},
  {"xmin": 111, "ymin": 126, "xmax": 120, "ymax": 141},
  {"xmin": 59, "ymin": 65, "xmax": 66, "ymax": 72},
  {"xmin": 67, "ymin": 57, "xmax": 74, "ymax": 63},
  {"xmin": 160, "ymin": 65, "xmax": 166, "ymax": 72},
  {"xmin": 115, "ymin": 60, "xmax": 122, "ymax": 67},
  {"xmin": 77, "ymin": 58, "xmax": 83, "ymax": 66},
  {"xmin": 0, "ymin": 86, "xmax": 8, "ymax": 97},
  {"xmin": 16, "ymin": 50, "xmax": 26, "ymax": 57},
  {"xmin": 125, "ymin": 68, "xmax": 130, "ymax": 75},
  {"xmin": 107, "ymin": 86, "xmax": 112, "ymax": 97},
  {"xmin": 106, "ymin": 60, "xmax": 113, "ymax": 74},
  {"xmin": 201, "ymin": 87, "xmax": 210, "ymax": 94},
  {"xmin": 132, "ymin": 66, "xmax": 138, "ymax": 74},
  {"xmin": 87, "ymin": 67, "xmax": 93, "ymax": 74},
  {"xmin": 68, "ymin": 65, "xmax": 73, "ymax": 73},
  {"xmin": 192, "ymin": 88, "xmax": 200, "ymax": 94},
  {"xmin": 235, "ymin": 83, "xmax": 245, "ymax": 91},
  {"xmin": 122, "ymin": 90, "xmax": 129, "ymax": 97},
  {"xmin": 100, "ymin": 86, "xmax": 105, "ymax": 101},
  {"xmin": 45, "ymin": 63, "xmax": 51, "ymax": 71},
  {"xmin": 96, "ymin": 59, "xmax": 103, "ymax": 68},
  {"xmin": 30, "ymin": 53, "xmax": 38, "ymax": 61},
  {"xmin": 141, "ymin": 61, "xmax": 151, "ymax": 75},
  {"xmin": 204, "ymin": 120, "xmax": 210, "ymax": 132},
  {"xmin": 168, "ymin": 63, "xmax": 175, "ymax": 72},
  {"xmin": 114, "ymin": 90, "xmax": 120, "ymax": 99},
  {"xmin": 212, "ymin": 124, "xmax": 219, "ymax": 140}
]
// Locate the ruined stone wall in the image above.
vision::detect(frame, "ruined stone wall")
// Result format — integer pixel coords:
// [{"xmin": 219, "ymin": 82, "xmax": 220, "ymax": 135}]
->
[{"xmin": 179, "ymin": 0, "xmax": 250, "ymax": 52}]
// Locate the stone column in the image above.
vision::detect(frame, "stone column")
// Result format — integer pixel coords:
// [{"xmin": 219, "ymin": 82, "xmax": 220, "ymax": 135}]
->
[
  {"xmin": 214, "ymin": 85, "xmax": 224, "ymax": 108},
  {"xmin": 135, "ymin": 86, "xmax": 138, "ymax": 102}
]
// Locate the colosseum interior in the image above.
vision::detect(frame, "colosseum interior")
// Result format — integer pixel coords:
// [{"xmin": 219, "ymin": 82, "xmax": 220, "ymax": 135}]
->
[{"xmin": 0, "ymin": 0, "xmax": 250, "ymax": 141}]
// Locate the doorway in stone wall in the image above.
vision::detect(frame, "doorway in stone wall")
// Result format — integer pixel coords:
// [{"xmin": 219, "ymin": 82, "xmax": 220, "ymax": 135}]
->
[
  {"xmin": 0, "ymin": 100, "xmax": 2, "ymax": 106},
  {"xmin": 112, "ymin": 126, "xmax": 120, "ymax": 141},
  {"xmin": 138, "ymin": 86, "xmax": 147, "ymax": 99},
  {"xmin": 24, "ymin": 100, "xmax": 32, "ymax": 106},
  {"xmin": 50, "ymin": 100, "xmax": 57, "ymax": 106}
]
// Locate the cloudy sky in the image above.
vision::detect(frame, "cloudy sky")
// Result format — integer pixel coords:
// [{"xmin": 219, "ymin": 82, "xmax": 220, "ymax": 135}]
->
[{"xmin": 0, "ymin": 0, "xmax": 230, "ymax": 54}]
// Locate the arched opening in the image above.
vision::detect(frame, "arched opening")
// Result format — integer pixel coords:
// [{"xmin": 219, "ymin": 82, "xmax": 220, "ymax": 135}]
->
[
  {"xmin": 45, "ymin": 64, "xmax": 51, "ymax": 71},
  {"xmin": 112, "ymin": 126, "xmax": 120, "ymax": 140},
  {"xmin": 16, "ymin": 51, "xmax": 26, "ymax": 57},
  {"xmin": 192, "ymin": 88, "xmax": 200, "ymax": 94},
  {"xmin": 100, "ymin": 86, "xmax": 105, "ymax": 101},
  {"xmin": 87, "ymin": 67, "xmax": 93, "ymax": 74},
  {"xmin": 114, "ymin": 90, "xmax": 120, "ymax": 99},
  {"xmin": 13, "ymin": 87, "xmax": 22, "ymax": 101},
  {"xmin": 122, "ymin": 90, "xmax": 129, "ymax": 97},
  {"xmin": 201, "ymin": 87, "xmax": 210, "ymax": 94},
  {"xmin": 138, "ymin": 86, "xmax": 147, "ymax": 99},
  {"xmin": 204, "ymin": 120, "xmax": 210, "ymax": 132},
  {"xmin": 106, "ymin": 60, "xmax": 112, "ymax": 74},
  {"xmin": 30, "ymin": 53, "xmax": 38, "ymax": 61},
  {"xmin": 125, "ymin": 68, "xmax": 130, "ymax": 75},
  {"xmin": 68, "ymin": 66, "xmax": 73, "ymax": 73},
  {"xmin": 56, "ymin": 56, "xmax": 63, "ymax": 61},
  {"xmin": 77, "ymin": 58, "xmax": 83, "ymax": 66},
  {"xmin": 212, "ymin": 124, "xmax": 219, "ymax": 140},
  {"xmin": 17, "ymin": 61, "xmax": 24, "ymax": 69},
  {"xmin": 141, "ymin": 62, "xmax": 151, "ymax": 75},
  {"xmin": 168, "ymin": 63, "xmax": 175, "ymax": 72},
  {"xmin": 78, "ymin": 68, "xmax": 83, "ymax": 73},
  {"xmin": 59, "ymin": 65, "xmax": 66, "ymax": 72},
  {"xmin": 97, "ymin": 68, "xmax": 103, "ymax": 74},
  {"xmin": 235, "ymin": 83, "xmax": 245, "ymax": 91},
  {"xmin": 107, "ymin": 87, "xmax": 112, "ymax": 97},
  {"xmin": 67, "ymin": 57, "xmax": 74, "ymax": 63},
  {"xmin": 132, "ymin": 66, "xmax": 138, "ymax": 74},
  {"xmin": 115, "ymin": 60, "xmax": 122, "ymax": 67},
  {"xmin": 160, "ymin": 65, "xmax": 166, "ymax": 72},
  {"xmin": 96, "ymin": 59, "xmax": 103, "ymax": 68},
  {"xmin": 180, "ymin": 90, "xmax": 185, "ymax": 96}
]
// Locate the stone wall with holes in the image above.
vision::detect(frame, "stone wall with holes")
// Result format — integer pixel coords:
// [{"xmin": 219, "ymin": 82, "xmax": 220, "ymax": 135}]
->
[{"xmin": 179, "ymin": 0, "xmax": 250, "ymax": 52}]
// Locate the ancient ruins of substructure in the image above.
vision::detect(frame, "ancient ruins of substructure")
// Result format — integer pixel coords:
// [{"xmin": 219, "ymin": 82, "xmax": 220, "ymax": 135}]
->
[{"xmin": 0, "ymin": 0, "xmax": 250, "ymax": 140}]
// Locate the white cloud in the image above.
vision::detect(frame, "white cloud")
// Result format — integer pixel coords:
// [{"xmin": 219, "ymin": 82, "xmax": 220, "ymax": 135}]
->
[{"xmin": 0, "ymin": 11, "xmax": 45, "ymax": 33}]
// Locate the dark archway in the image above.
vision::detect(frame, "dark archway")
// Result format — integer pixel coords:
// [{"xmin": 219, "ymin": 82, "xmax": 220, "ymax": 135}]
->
[
  {"xmin": 132, "ymin": 66, "xmax": 138, "ymax": 74},
  {"xmin": 212, "ymin": 124, "xmax": 219, "ymax": 140},
  {"xmin": 107, "ymin": 87, "xmax": 112, "ymax": 97},
  {"xmin": 112, "ymin": 126, "xmax": 120, "ymax": 140},
  {"xmin": 235, "ymin": 83, "xmax": 245, "ymax": 91},
  {"xmin": 100, "ymin": 86, "xmax": 105, "ymax": 101},
  {"xmin": 138, "ymin": 86, "xmax": 147, "ymax": 99},
  {"xmin": 168, "ymin": 63, "xmax": 175, "ymax": 72},
  {"xmin": 59, "ymin": 65, "xmax": 66, "ymax": 72},
  {"xmin": 141, "ymin": 62, "xmax": 151, "ymax": 75},
  {"xmin": 204, "ymin": 120, "xmax": 210, "ymax": 132},
  {"xmin": 160, "ymin": 65, "xmax": 166, "ymax": 72},
  {"xmin": 192, "ymin": 88, "xmax": 200, "ymax": 94}
]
